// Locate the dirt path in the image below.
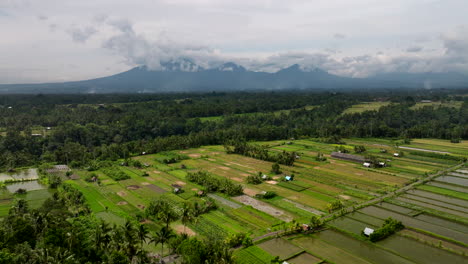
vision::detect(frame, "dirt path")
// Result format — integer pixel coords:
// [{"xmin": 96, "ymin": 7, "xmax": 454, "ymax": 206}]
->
[
  {"xmin": 207, "ymin": 193, "xmax": 242, "ymax": 209},
  {"xmin": 398, "ymin": 146, "xmax": 451, "ymax": 154}
]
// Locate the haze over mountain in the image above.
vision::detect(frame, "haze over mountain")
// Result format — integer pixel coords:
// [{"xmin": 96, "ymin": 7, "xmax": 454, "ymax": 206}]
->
[{"xmin": 1, "ymin": 59, "xmax": 467, "ymax": 94}]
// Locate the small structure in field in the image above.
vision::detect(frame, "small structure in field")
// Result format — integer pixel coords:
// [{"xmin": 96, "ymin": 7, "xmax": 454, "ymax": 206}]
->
[
  {"xmin": 172, "ymin": 184, "xmax": 183, "ymax": 193},
  {"xmin": 378, "ymin": 162, "xmax": 386, "ymax": 167},
  {"xmin": 141, "ymin": 152, "xmax": 146, "ymax": 155},
  {"xmin": 363, "ymin": 162, "xmax": 371, "ymax": 168},
  {"xmin": 285, "ymin": 175, "xmax": 293, "ymax": 181},
  {"xmin": 302, "ymin": 224, "xmax": 310, "ymax": 231},
  {"xmin": 331, "ymin": 152, "xmax": 366, "ymax": 163},
  {"xmin": 363, "ymin": 227, "xmax": 374, "ymax": 236},
  {"xmin": 393, "ymin": 153, "xmax": 399, "ymax": 157}
]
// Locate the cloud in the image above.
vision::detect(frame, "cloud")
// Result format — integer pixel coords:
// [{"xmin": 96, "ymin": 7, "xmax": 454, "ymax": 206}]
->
[
  {"xmin": 406, "ymin": 46, "xmax": 422, "ymax": 52},
  {"xmin": 102, "ymin": 19, "xmax": 219, "ymax": 70},
  {"xmin": 333, "ymin": 33, "xmax": 346, "ymax": 39},
  {"xmin": 37, "ymin": 15, "xmax": 48, "ymax": 20},
  {"xmin": 67, "ymin": 26, "xmax": 98, "ymax": 43}
]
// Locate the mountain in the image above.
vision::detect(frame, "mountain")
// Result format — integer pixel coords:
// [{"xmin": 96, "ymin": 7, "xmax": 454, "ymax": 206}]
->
[{"xmin": 1, "ymin": 60, "xmax": 467, "ymax": 93}]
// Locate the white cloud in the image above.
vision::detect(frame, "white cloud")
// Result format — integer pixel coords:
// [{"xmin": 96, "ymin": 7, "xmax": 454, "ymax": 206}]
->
[{"xmin": 0, "ymin": 0, "xmax": 467, "ymax": 83}]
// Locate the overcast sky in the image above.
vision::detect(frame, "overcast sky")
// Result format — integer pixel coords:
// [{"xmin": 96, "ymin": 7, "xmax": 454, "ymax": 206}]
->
[{"xmin": 1, "ymin": 0, "xmax": 468, "ymax": 83}]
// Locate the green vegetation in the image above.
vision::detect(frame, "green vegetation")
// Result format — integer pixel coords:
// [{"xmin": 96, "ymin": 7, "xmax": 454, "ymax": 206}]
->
[
  {"xmin": 0, "ymin": 90, "xmax": 467, "ymax": 263},
  {"xmin": 186, "ymin": 171, "xmax": 243, "ymax": 196},
  {"xmin": 367, "ymin": 217, "xmax": 404, "ymax": 242}
]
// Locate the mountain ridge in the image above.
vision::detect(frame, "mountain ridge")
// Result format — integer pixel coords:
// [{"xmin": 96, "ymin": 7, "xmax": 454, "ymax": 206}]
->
[{"xmin": 1, "ymin": 61, "xmax": 467, "ymax": 93}]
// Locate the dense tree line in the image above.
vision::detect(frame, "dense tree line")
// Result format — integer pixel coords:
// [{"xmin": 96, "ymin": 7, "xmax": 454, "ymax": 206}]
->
[
  {"xmin": 0, "ymin": 89, "xmax": 467, "ymax": 170},
  {"xmin": 224, "ymin": 140, "xmax": 297, "ymax": 166}
]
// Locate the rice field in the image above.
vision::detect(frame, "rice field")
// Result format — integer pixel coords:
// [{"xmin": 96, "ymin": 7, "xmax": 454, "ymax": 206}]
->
[{"xmin": 1, "ymin": 137, "xmax": 462, "ymax": 263}]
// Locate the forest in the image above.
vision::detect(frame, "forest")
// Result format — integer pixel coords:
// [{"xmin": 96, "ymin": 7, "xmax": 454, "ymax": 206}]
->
[{"xmin": 0, "ymin": 89, "xmax": 466, "ymax": 171}]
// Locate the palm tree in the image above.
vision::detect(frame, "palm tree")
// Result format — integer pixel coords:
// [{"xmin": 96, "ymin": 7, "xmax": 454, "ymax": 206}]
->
[
  {"xmin": 122, "ymin": 220, "xmax": 138, "ymax": 259},
  {"xmin": 147, "ymin": 198, "xmax": 180, "ymax": 228},
  {"xmin": 151, "ymin": 226, "xmax": 175, "ymax": 257},
  {"xmin": 180, "ymin": 202, "xmax": 195, "ymax": 234},
  {"xmin": 136, "ymin": 223, "xmax": 150, "ymax": 249}
]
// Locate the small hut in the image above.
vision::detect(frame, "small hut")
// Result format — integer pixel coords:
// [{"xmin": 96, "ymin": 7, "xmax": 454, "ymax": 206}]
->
[{"xmin": 363, "ymin": 227, "xmax": 374, "ymax": 236}]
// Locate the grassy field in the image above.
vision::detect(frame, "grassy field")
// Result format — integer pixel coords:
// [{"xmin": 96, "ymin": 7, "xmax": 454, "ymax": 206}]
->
[
  {"xmin": 342, "ymin": 102, "xmax": 391, "ymax": 114},
  {"xmin": 410, "ymin": 101, "xmax": 464, "ymax": 110}
]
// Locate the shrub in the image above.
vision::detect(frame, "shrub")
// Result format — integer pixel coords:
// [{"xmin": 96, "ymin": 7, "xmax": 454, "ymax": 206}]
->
[
  {"xmin": 368, "ymin": 217, "xmax": 404, "ymax": 242},
  {"xmin": 246, "ymin": 173, "xmax": 263, "ymax": 184},
  {"xmin": 186, "ymin": 171, "xmax": 243, "ymax": 196},
  {"xmin": 354, "ymin": 145, "xmax": 366, "ymax": 153},
  {"xmin": 271, "ymin": 163, "xmax": 281, "ymax": 174},
  {"xmin": 15, "ymin": 188, "xmax": 27, "ymax": 194}
]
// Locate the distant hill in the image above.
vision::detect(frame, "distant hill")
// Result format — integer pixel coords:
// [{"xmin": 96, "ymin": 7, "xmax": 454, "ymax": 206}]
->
[{"xmin": 1, "ymin": 59, "xmax": 467, "ymax": 93}]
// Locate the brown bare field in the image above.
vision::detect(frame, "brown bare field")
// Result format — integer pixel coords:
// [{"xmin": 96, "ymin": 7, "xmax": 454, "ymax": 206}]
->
[
  {"xmin": 233, "ymin": 195, "xmax": 292, "ymax": 222},
  {"xmin": 173, "ymin": 224, "xmax": 196, "ymax": 236}
]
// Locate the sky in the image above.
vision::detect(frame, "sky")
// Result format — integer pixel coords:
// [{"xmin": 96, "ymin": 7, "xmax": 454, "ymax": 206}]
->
[{"xmin": 1, "ymin": 0, "xmax": 468, "ymax": 83}]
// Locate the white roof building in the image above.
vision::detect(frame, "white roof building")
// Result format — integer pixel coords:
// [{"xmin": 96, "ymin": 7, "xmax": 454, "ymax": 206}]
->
[
  {"xmin": 363, "ymin": 227, "xmax": 374, "ymax": 236},
  {"xmin": 363, "ymin": 162, "xmax": 371, "ymax": 167}
]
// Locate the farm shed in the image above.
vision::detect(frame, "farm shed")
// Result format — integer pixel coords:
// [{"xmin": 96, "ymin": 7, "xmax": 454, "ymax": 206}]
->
[
  {"xmin": 393, "ymin": 153, "xmax": 399, "ymax": 157},
  {"xmin": 363, "ymin": 162, "xmax": 371, "ymax": 168},
  {"xmin": 331, "ymin": 152, "xmax": 366, "ymax": 163},
  {"xmin": 363, "ymin": 227, "xmax": 374, "ymax": 236}
]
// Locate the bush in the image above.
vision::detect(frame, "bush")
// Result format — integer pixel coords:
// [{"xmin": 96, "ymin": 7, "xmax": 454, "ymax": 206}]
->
[
  {"xmin": 255, "ymin": 191, "xmax": 277, "ymax": 199},
  {"xmin": 354, "ymin": 145, "xmax": 366, "ymax": 153},
  {"xmin": 315, "ymin": 152, "xmax": 327, "ymax": 161},
  {"xmin": 15, "ymin": 188, "xmax": 27, "ymax": 194},
  {"xmin": 101, "ymin": 167, "xmax": 131, "ymax": 181},
  {"xmin": 246, "ymin": 173, "xmax": 263, "ymax": 184},
  {"xmin": 186, "ymin": 171, "xmax": 243, "ymax": 196},
  {"xmin": 271, "ymin": 163, "xmax": 281, "ymax": 174},
  {"xmin": 368, "ymin": 217, "xmax": 404, "ymax": 242}
]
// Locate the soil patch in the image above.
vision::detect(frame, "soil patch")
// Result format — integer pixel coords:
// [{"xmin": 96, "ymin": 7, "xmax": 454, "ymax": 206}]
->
[
  {"xmin": 117, "ymin": 191, "xmax": 127, "ymax": 197},
  {"xmin": 137, "ymin": 204, "xmax": 146, "ymax": 210},
  {"xmin": 243, "ymin": 188, "xmax": 260, "ymax": 196},
  {"xmin": 153, "ymin": 170, "xmax": 161, "ymax": 174},
  {"xmin": 240, "ymin": 173, "xmax": 250, "ymax": 177},
  {"xmin": 188, "ymin": 154, "xmax": 201, "ymax": 158},
  {"xmin": 231, "ymin": 177, "xmax": 243, "ymax": 182},
  {"xmin": 207, "ymin": 158, "xmax": 216, "ymax": 161},
  {"xmin": 141, "ymin": 182, "xmax": 150, "ymax": 186},
  {"xmin": 233, "ymin": 195, "xmax": 292, "ymax": 222},
  {"xmin": 117, "ymin": 201, "xmax": 128, "ymax": 205},
  {"xmin": 339, "ymin": 195, "xmax": 351, "ymax": 200},
  {"xmin": 314, "ymin": 166, "xmax": 321, "ymax": 169},
  {"xmin": 175, "ymin": 181, "xmax": 186, "ymax": 186},
  {"xmin": 266, "ymin": 180, "xmax": 278, "ymax": 185},
  {"xmin": 127, "ymin": 185, "xmax": 141, "ymax": 190},
  {"xmin": 219, "ymin": 166, "xmax": 230, "ymax": 170},
  {"xmin": 173, "ymin": 224, "xmax": 196, "ymax": 236}
]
